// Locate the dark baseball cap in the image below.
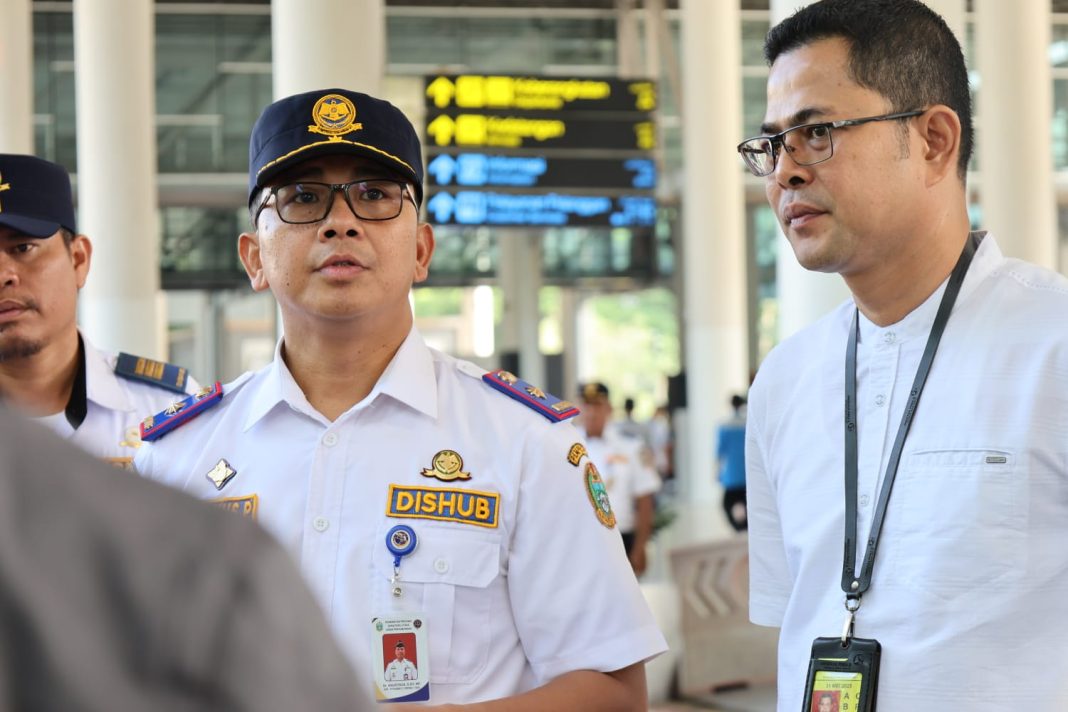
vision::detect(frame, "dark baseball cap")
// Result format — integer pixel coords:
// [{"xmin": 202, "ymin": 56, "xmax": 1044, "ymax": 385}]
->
[
  {"xmin": 247, "ymin": 88, "xmax": 424, "ymax": 208},
  {"xmin": 579, "ymin": 382, "xmax": 611, "ymax": 403},
  {"xmin": 0, "ymin": 154, "xmax": 77, "ymax": 238}
]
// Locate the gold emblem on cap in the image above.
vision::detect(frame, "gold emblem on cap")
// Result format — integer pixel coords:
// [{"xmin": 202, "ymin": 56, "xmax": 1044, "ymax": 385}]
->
[
  {"xmin": 309, "ymin": 94, "xmax": 363, "ymax": 138},
  {"xmin": 421, "ymin": 449, "xmax": 471, "ymax": 482},
  {"xmin": 525, "ymin": 385, "xmax": 546, "ymax": 399},
  {"xmin": 206, "ymin": 458, "xmax": 237, "ymax": 491},
  {"xmin": 0, "ymin": 172, "xmax": 10, "ymax": 213},
  {"xmin": 567, "ymin": 442, "xmax": 587, "ymax": 467}
]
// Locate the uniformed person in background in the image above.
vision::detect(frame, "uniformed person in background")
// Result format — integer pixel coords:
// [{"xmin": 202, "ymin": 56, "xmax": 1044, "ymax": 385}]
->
[
  {"xmin": 0, "ymin": 154, "xmax": 198, "ymax": 468},
  {"xmin": 135, "ymin": 88, "xmax": 666, "ymax": 710},
  {"xmin": 0, "ymin": 403, "xmax": 367, "ymax": 711},
  {"xmin": 577, "ymin": 382, "xmax": 661, "ymax": 576}
]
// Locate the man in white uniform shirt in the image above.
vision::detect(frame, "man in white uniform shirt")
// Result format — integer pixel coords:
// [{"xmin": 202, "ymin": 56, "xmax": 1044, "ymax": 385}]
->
[
  {"xmin": 739, "ymin": 1, "xmax": 1068, "ymax": 710},
  {"xmin": 136, "ymin": 88, "xmax": 665, "ymax": 710},
  {"xmin": 385, "ymin": 641, "xmax": 418, "ymax": 682},
  {"xmin": 577, "ymin": 382, "xmax": 660, "ymax": 576},
  {"xmin": 0, "ymin": 154, "xmax": 198, "ymax": 468}
]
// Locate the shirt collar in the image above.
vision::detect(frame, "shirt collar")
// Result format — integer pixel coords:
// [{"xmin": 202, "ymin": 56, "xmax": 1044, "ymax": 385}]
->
[
  {"xmin": 82, "ymin": 334, "xmax": 133, "ymax": 413},
  {"xmin": 243, "ymin": 327, "xmax": 438, "ymax": 431}
]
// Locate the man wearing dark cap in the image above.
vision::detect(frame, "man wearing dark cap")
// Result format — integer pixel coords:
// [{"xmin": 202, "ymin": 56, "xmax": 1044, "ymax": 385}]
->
[
  {"xmin": 0, "ymin": 154, "xmax": 197, "ymax": 468},
  {"xmin": 136, "ymin": 88, "xmax": 665, "ymax": 709},
  {"xmin": 577, "ymin": 382, "xmax": 660, "ymax": 576}
]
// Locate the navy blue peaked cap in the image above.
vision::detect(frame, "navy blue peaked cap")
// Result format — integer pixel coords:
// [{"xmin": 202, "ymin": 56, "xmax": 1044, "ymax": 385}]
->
[
  {"xmin": 247, "ymin": 88, "xmax": 424, "ymax": 208},
  {"xmin": 0, "ymin": 154, "xmax": 77, "ymax": 237}
]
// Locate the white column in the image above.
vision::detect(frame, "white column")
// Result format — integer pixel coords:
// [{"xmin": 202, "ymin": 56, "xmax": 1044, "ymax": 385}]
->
[
  {"xmin": 272, "ymin": 0, "xmax": 385, "ymax": 98},
  {"xmin": 74, "ymin": 0, "xmax": 163, "ymax": 357},
  {"xmin": 0, "ymin": 0, "xmax": 34, "ymax": 153},
  {"xmin": 976, "ymin": 0, "xmax": 1056, "ymax": 267},
  {"xmin": 679, "ymin": 0, "xmax": 748, "ymax": 504},
  {"xmin": 497, "ymin": 232, "xmax": 545, "ymax": 387},
  {"xmin": 769, "ymin": 0, "xmax": 851, "ymax": 341}
]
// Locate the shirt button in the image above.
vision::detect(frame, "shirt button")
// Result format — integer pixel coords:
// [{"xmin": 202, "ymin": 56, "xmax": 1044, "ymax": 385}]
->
[
  {"xmin": 883, "ymin": 332, "xmax": 896, "ymax": 344},
  {"xmin": 860, "ymin": 495, "xmax": 870, "ymax": 507},
  {"xmin": 434, "ymin": 558, "xmax": 450, "ymax": 574},
  {"xmin": 874, "ymin": 394, "xmax": 886, "ymax": 407},
  {"xmin": 313, "ymin": 516, "xmax": 330, "ymax": 532},
  {"xmin": 322, "ymin": 432, "xmax": 338, "ymax": 447}
]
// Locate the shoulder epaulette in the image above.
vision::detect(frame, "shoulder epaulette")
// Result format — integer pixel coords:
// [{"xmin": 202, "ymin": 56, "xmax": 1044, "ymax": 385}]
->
[
  {"xmin": 482, "ymin": 370, "xmax": 580, "ymax": 423},
  {"xmin": 115, "ymin": 352, "xmax": 189, "ymax": 394},
  {"xmin": 140, "ymin": 381, "xmax": 223, "ymax": 442}
]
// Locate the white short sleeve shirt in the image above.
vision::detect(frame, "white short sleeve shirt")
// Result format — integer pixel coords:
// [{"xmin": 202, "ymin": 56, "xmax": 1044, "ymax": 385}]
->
[
  {"xmin": 136, "ymin": 328, "xmax": 666, "ymax": 704},
  {"xmin": 34, "ymin": 335, "xmax": 198, "ymax": 467},
  {"xmin": 747, "ymin": 234, "xmax": 1068, "ymax": 711}
]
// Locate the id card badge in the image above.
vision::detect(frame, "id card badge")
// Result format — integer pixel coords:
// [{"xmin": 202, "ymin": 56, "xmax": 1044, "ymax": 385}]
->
[
  {"xmin": 371, "ymin": 614, "xmax": 431, "ymax": 703},
  {"xmin": 802, "ymin": 637, "xmax": 881, "ymax": 712}
]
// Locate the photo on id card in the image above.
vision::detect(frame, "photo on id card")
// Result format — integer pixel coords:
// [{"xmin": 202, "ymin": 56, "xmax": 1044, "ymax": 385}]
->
[
  {"xmin": 372, "ymin": 614, "xmax": 430, "ymax": 703},
  {"xmin": 810, "ymin": 671, "xmax": 862, "ymax": 712}
]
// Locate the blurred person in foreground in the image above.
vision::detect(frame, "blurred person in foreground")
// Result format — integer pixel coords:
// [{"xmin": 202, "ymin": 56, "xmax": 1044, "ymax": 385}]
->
[
  {"xmin": 740, "ymin": 1, "xmax": 1068, "ymax": 710},
  {"xmin": 0, "ymin": 403, "xmax": 365, "ymax": 711}
]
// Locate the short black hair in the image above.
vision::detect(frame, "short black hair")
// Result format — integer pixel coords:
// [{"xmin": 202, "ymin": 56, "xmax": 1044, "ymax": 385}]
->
[{"xmin": 765, "ymin": 0, "xmax": 972, "ymax": 181}]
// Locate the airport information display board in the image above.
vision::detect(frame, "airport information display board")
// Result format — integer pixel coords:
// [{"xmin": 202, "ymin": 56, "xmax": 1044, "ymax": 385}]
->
[{"xmin": 424, "ymin": 74, "xmax": 658, "ymax": 227}]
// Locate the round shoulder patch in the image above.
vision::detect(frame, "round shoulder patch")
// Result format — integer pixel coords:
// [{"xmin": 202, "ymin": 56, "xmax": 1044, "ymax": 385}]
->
[{"xmin": 585, "ymin": 461, "xmax": 616, "ymax": 528}]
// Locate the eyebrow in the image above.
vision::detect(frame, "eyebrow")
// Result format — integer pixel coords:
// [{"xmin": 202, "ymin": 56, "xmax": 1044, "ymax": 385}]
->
[{"xmin": 760, "ymin": 106, "xmax": 833, "ymax": 135}]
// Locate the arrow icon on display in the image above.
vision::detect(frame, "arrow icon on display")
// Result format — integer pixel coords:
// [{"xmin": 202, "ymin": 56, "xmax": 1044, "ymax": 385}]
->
[
  {"xmin": 426, "ymin": 114, "xmax": 456, "ymax": 147},
  {"xmin": 427, "ymin": 154, "xmax": 458, "ymax": 185},
  {"xmin": 426, "ymin": 76, "xmax": 456, "ymax": 108},
  {"xmin": 427, "ymin": 192, "xmax": 456, "ymax": 222}
]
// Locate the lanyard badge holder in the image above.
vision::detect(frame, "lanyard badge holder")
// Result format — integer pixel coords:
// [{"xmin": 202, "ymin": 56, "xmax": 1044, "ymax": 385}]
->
[{"xmin": 802, "ymin": 235, "xmax": 979, "ymax": 712}]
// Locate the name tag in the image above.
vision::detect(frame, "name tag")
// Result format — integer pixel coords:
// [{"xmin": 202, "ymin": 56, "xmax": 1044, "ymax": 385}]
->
[
  {"xmin": 210, "ymin": 494, "xmax": 258, "ymax": 520},
  {"xmin": 387, "ymin": 485, "xmax": 499, "ymax": 529}
]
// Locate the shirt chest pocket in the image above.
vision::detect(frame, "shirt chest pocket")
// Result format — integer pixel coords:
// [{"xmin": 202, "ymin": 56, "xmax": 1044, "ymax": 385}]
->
[
  {"xmin": 373, "ymin": 524, "xmax": 502, "ymax": 684},
  {"xmin": 888, "ymin": 448, "xmax": 1027, "ymax": 603}
]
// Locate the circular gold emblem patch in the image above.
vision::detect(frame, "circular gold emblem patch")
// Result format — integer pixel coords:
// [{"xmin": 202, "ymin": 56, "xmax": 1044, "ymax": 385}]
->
[
  {"xmin": 311, "ymin": 94, "xmax": 358, "ymax": 136},
  {"xmin": 421, "ymin": 449, "xmax": 471, "ymax": 482}
]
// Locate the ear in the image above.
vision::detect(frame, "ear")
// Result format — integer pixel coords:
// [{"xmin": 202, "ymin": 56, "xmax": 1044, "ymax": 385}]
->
[
  {"xmin": 238, "ymin": 231, "xmax": 270, "ymax": 292},
  {"xmin": 70, "ymin": 234, "xmax": 92, "ymax": 289},
  {"xmin": 412, "ymin": 221, "xmax": 435, "ymax": 284},
  {"xmin": 918, "ymin": 105, "xmax": 961, "ymax": 186}
]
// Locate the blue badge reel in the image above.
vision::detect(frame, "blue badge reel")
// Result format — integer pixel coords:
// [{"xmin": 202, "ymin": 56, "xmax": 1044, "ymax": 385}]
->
[{"xmin": 386, "ymin": 525, "xmax": 417, "ymax": 597}]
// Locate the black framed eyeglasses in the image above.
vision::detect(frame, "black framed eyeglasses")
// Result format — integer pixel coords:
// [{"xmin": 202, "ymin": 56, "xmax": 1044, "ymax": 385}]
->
[
  {"xmin": 736, "ymin": 109, "xmax": 926, "ymax": 177},
  {"xmin": 255, "ymin": 179, "xmax": 416, "ymax": 225}
]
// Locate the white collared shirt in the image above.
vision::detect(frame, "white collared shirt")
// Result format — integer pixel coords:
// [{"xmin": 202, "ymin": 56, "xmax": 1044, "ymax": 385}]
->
[
  {"xmin": 136, "ymin": 328, "xmax": 666, "ymax": 704},
  {"xmin": 747, "ymin": 234, "xmax": 1068, "ymax": 711},
  {"xmin": 33, "ymin": 334, "xmax": 197, "ymax": 467},
  {"xmin": 585, "ymin": 425, "xmax": 661, "ymax": 534}
]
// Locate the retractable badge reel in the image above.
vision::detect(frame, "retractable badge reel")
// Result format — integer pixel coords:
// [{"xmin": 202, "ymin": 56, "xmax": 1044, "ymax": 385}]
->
[{"xmin": 386, "ymin": 525, "xmax": 417, "ymax": 597}]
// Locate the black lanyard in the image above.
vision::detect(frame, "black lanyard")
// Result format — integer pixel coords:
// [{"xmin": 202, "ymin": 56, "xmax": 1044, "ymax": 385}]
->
[{"xmin": 842, "ymin": 233, "xmax": 979, "ymax": 602}]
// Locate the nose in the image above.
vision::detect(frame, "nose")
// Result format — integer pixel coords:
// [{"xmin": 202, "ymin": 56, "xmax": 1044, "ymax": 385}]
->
[
  {"xmin": 772, "ymin": 145, "xmax": 812, "ymax": 189},
  {"xmin": 0, "ymin": 253, "xmax": 19, "ymax": 288},
  {"xmin": 319, "ymin": 186, "xmax": 360, "ymax": 240}
]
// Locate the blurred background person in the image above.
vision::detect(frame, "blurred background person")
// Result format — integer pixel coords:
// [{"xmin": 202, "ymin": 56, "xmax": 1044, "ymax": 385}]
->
[
  {"xmin": 578, "ymin": 381, "xmax": 661, "ymax": 576},
  {"xmin": 715, "ymin": 393, "xmax": 748, "ymax": 532}
]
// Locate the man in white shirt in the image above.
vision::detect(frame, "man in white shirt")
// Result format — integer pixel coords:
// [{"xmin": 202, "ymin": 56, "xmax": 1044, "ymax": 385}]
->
[
  {"xmin": 739, "ymin": 1, "xmax": 1068, "ymax": 710},
  {"xmin": 577, "ymin": 382, "xmax": 660, "ymax": 576},
  {"xmin": 385, "ymin": 641, "xmax": 418, "ymax": 682},
  {"xmin": 0, "ymin": 154, "xmax": 198, "ymax": 467},
  {"xmin": 136, "ymin": 88, "xmax": 665, "ymax": 710}
]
